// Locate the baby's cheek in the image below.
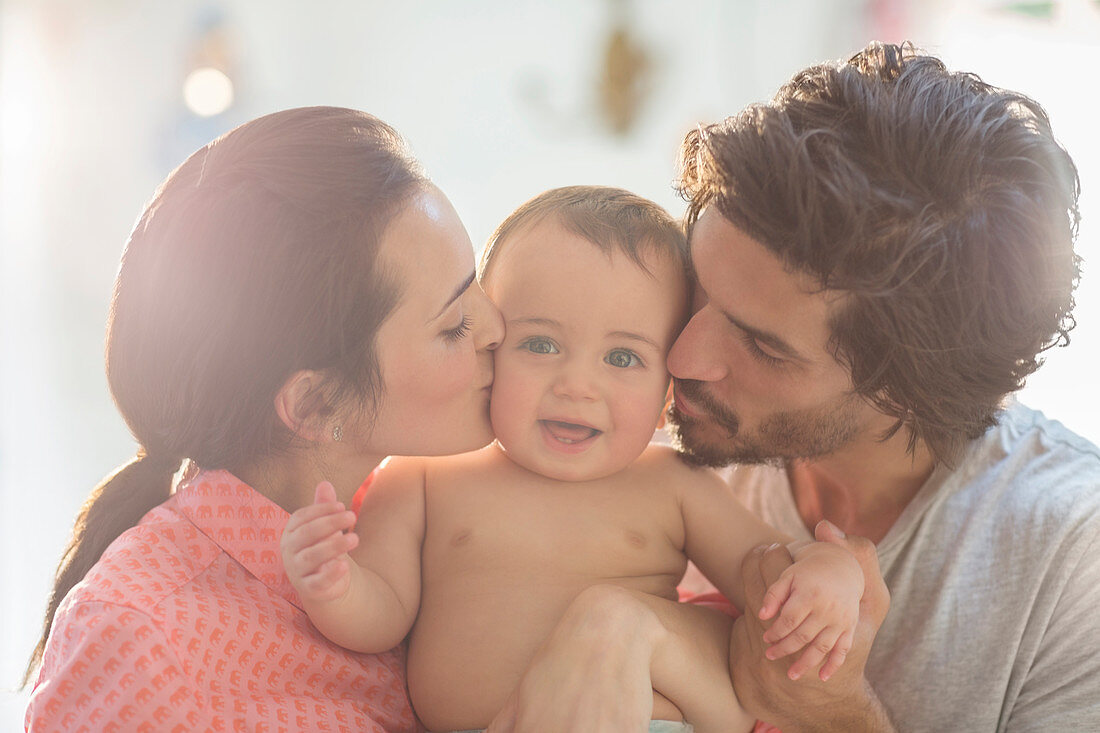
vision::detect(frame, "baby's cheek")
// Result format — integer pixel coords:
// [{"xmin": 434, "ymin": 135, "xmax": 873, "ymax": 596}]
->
[
  {"xmin": 488, "ymin": 376, "xmax": 524, "ymax": 442},
  {"xmin": 617, "ymin": 383, "xmax": 669, "ymax": 441}
]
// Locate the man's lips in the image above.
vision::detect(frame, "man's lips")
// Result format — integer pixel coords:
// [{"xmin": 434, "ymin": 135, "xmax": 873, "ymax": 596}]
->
[
  {"xmin": 539, "ymin": 419, "xmax": 602, "ymax": 445},
  {"xmin": 671, "ymin": 385, "xmax": 703, "ymax": 419}
]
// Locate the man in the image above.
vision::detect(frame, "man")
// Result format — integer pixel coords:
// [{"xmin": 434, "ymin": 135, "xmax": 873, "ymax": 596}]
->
[{"xmin": 491, "ymin": 42, "xmax": 1099, "ymax": 732}]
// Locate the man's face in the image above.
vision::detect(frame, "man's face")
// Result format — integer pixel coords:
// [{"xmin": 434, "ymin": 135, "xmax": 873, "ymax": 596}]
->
[{"xmin": 666, "ymin": 207, "xmax": 873, "ymax": 467}]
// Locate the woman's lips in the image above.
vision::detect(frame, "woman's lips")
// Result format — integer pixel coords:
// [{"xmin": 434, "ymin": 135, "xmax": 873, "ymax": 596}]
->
[{"xmin": 539, "ymin": 419, "xmax": 602, "ymax": 453}]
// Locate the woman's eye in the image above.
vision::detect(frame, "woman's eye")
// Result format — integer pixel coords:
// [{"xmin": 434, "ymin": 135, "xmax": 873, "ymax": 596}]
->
[
  {"xmin": 605, "ymin": 349, "xmax": 641, "ymax": 368},
  {"xmin": 522, "ymin": 337, "xmax": 558, "ymax": 355},
  {"xmin": 442, "ymin": 315, "xmax": 472, "ymax": 342}
]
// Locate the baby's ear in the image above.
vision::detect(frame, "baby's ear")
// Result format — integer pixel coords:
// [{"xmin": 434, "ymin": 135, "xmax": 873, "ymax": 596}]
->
[{"xmin": 274, "ymin": 369, "xmax": 337, "ymax": 442}]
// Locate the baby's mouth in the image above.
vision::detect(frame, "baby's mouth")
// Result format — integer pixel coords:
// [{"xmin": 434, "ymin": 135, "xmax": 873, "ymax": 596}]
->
[{"xmin": 540, "ymin": 419, "xmax": 602, "ymax": 444}]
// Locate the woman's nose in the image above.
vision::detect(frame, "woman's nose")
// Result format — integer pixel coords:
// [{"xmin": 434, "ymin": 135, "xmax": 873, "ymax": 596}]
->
[
  {"xmin": 471, "ymin": 285, "xmax": 505, "ymax": 351},
  {"xmin": 667, "ymin": 307, "xmax": 728, "ymax": 383}
]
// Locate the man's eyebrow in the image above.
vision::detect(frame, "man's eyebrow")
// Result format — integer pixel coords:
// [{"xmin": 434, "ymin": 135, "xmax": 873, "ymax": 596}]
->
[
  {"xmin": 607, "ymin": 330, "xmax": 661, "ymax": 351},
  {"xmin": 431, "ymin": 271, "xmax": 476, "ymax": 322},
  {"xmin": 723, "ymin": 311, "xmax": 806, "ymax": 362}
]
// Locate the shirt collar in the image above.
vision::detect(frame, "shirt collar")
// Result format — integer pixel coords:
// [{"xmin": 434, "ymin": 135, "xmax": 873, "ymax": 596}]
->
[{"xmin": 173, "ymin": 469, "xmax": 304, "ymax": 609}]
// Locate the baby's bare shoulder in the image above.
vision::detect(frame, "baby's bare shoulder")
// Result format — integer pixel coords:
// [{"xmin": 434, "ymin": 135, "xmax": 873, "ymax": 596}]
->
[
  {"xmin": 633, "ymin": 444, "xmax": 727, "ymax": 493},
  {"xmin": 366, "ymin": 452, "xmax": 488, "ymax": 505},
  {"xmin": 420, "ymin": 444, "xmax": 514, "ymax": 491},
  {"xmin": 420, "ymin": 442, "xmax": 506, "ymax": 477}
]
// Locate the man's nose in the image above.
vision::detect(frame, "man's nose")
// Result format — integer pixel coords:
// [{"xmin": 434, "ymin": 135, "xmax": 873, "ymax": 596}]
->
[{"xmin": 667, "ymin": 308, "xmax": 728, "ymax": 383}]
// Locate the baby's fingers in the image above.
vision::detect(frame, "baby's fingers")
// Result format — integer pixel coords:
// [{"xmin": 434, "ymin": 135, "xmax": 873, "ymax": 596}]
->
[
  {"xmin": 783, "ymin": 627, "xmax": 841, "ymax": 681},
  {"xmin": 297, "ymin": 528, "xmax": 358, "ymax": 568},
  {"xmin": 298, "ymin": 556, "xmax": 353, "ymax": 602},
  {"xmin": 284, "ymin": 500, "xmax": 351, "ymax": 536},
  {"xmin": 818, "ymin": 629, "xmax": 854, "ymax": 682},
  {"xmin": 314, "ymin": 480, "xmax": 338, "ymax": 505},
  {"xmin": 761, "ymin": 585, "xmax": 812, "ymax": 644},
  {"xmin": 284, "ymin": 508, "xmax": 358, "ymax": 554},
  {"xmin": 763, "ymin": 610, "xmax": 821, "ymax": 658},
  {"xmin": 759, "ymin": 570, "xmax": 794, "ymax": 622}
]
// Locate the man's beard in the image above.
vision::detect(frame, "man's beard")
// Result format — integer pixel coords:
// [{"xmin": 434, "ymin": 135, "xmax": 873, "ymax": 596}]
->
[{"xmin": 668, "ymin": 378, "xmax": 861, "ymax": 468}]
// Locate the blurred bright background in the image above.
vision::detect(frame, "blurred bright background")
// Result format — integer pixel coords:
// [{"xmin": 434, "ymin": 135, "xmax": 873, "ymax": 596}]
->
[{"xmin": 2, "ymin": 0, "xmax": 1097, "ymax": 724}]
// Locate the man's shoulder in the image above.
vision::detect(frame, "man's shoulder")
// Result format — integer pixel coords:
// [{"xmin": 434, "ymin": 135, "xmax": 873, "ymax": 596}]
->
[
  {"xmin": 945, "ymin": 402, "xmax": 1100, "ymax": 538},
  {"xmin": 996, "ymin": 401, "xmax": 1100, "ymax": 462},
  {"xmin": 971, "ymin": 402, "xmax": 1100, "ymax": 496}
]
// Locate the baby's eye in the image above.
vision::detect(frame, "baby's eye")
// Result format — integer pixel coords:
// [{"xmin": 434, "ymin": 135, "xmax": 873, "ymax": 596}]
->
[
  {"xmin": 605, "ymin": 349, "xmax": 642, "ymax": 368},
  {"xmin": 522, "ymin": 337, "xmax": 559, "ymax": 355}
]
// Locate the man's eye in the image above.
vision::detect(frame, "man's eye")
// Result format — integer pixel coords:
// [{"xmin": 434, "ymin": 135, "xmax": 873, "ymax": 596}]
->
[
  {"xmin": 522, "ymin": 337, "xmax": 558, "ymax": 355},
  {"xmin": 605, "ymin": 349, "xmax": 641, "ymax": 368},
  {"xmin": 740, "ymin": 333, "xmax": 783, "ymax": 366}
]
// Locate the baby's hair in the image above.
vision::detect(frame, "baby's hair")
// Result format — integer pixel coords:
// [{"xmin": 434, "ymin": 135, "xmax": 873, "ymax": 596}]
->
[{"xmin": 479, "ymin": 185, "xmax": 688, "ymax": 283}]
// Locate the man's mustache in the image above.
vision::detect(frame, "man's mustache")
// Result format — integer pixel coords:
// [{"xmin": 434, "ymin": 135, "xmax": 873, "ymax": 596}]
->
[{"xmin": 672, "ymin": 378, "xmax": 740, "ymax": 437}]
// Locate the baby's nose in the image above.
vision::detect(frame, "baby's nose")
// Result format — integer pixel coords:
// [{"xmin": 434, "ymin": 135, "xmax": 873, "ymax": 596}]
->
[{"xmin": 551, "ymin": 362, "xmax": 599, "ymax": 401}]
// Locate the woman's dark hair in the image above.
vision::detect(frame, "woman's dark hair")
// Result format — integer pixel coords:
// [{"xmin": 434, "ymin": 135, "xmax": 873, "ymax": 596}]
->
[
  {"xmin": 25, "ymin": 106, "xmax": 426, "ymax": 683},
  {"xmin": 678, "ymin": 42, "xmax": 1081, "ymax": 464}
]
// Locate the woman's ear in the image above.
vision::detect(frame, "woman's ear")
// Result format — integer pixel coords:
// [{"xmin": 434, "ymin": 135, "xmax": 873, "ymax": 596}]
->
[{"xmin": 274, "ymin": 369, "xmax": 334, "ymax": 441}]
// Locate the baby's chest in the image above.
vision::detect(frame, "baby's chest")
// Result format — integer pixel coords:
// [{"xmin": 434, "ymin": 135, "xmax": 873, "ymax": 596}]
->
[{"xmin": 422, "ymin": 487, "xmax": 684, "ymax": 580}]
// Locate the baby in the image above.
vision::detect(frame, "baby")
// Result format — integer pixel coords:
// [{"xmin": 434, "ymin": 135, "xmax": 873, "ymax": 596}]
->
[{"xmin": 282, "ymin": 186, "xmax": 864, "ymax": 733}]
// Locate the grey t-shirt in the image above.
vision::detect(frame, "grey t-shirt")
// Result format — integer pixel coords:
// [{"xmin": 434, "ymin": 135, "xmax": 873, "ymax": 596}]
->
[{"xmin": 725, "ymin": 402, "xmax": 1100, "ymax": 731}]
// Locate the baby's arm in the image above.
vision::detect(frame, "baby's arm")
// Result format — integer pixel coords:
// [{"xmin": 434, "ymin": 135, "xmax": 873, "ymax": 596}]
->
[
  {"xmin": 280, "ymin": 458, "xmax": 426, "ymax": 653},
  {"xmin": 671, "ymin": 454, "xmax": 863, "ymax": 682}
]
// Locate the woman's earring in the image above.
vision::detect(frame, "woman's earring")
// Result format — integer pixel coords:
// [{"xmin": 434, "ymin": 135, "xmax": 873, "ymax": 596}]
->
[{"xmin": 332, "ymin": 425, "xmax": 343, "ymax": 442}]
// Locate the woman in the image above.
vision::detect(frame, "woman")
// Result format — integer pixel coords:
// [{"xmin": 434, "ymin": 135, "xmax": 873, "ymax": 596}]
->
[{"xmin": 24, "ymin": 106, "xmax": 503, "ymax": 731}]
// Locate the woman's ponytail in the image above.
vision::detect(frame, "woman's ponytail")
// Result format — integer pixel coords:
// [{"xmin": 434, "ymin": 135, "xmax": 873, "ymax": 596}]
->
[
  {"xmin": 25, "ymin": 107, "xmax": 423, "ymax": 688},
  {"xmin": 23, "ymin": 452, "xmax": 180, "ymax": 686}
]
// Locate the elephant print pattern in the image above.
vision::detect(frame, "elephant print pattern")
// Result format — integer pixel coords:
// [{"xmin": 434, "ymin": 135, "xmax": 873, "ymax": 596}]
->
[{"xmin": 26, "ymin": 470, "xmax": 420, "ymax": 733}]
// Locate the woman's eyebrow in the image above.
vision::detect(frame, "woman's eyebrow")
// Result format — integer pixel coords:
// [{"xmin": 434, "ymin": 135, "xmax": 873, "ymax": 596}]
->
[{"xmin": 430, "ymin": 271, "xmax": 476, "ymax": 322}]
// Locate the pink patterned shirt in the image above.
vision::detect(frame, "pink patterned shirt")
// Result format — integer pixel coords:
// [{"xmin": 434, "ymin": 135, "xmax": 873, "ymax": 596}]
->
[{"xmin": 26, "ymin": 470, "xmax": 421, "ymax": 733}]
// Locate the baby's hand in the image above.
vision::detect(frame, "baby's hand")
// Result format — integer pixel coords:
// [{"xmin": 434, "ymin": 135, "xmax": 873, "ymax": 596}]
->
[
  {"xmin": 280, "ymin": 481, "xmax": 360, "ymax": 604},
  {"xmin": 756, "ymin": 526, "xmax": 864, "ymax": 683}
]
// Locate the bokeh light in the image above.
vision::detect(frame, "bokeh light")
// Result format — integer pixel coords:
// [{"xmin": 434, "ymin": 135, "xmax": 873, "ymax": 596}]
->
[{"xmin": 183, "ymin": 66, "xmax": 234, "ymax": 117}]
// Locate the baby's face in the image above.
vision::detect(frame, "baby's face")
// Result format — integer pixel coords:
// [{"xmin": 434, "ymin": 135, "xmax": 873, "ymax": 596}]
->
[{"xmin": 481, "ymin": 218, "xmax": 689, "ymax": 481}]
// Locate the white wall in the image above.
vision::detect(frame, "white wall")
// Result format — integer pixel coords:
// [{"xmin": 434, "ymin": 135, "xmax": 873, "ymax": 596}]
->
[{"xmin": 2, "ymin": 0, "xmax": 1097, "ymax": 725}]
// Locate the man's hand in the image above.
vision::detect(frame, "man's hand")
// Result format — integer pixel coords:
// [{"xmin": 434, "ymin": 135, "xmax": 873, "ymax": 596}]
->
[{"xmin": 730, "ymin": 522, "xmax": 894, "ymax": 732}]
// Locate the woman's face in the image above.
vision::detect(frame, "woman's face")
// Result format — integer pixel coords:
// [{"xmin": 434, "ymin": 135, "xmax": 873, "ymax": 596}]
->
[{"xmin": 356, "ymin": 184, "xmax": 504, "ymax": 457}]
